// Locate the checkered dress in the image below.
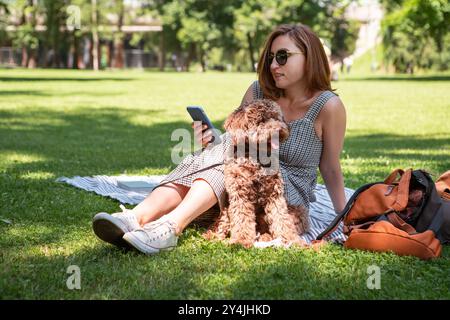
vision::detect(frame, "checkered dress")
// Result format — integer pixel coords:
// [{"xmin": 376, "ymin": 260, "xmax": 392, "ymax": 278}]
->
[{"xmin": 156, "ymin": 80, "xmax": 337, "ymax": 212}]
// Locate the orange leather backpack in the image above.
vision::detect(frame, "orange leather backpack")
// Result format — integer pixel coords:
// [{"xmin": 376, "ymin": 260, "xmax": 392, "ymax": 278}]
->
[{"xmin": 317, "ymin": 169, "xmax": 450, "ymax": 260}]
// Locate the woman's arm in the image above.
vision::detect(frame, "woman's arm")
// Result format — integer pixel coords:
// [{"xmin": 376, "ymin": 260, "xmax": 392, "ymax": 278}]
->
[{"xmin": 319, "ymin": 96, "xmax": 347, "ymax": 213}]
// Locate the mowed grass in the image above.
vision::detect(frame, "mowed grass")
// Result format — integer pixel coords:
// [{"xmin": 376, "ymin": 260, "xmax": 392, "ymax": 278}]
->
[{"xmin": 0, "ymin": 68, "xmax": 449, "ymax": 299}]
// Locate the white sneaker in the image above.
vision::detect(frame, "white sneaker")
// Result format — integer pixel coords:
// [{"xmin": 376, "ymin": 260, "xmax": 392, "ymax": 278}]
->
[
  {"xmin": 93, "ymin": 204, "xmax": 141, "ymax": 249},
  {"xmin": 123, "ymin": 219, "xmax": 178, "ymax": 255}
]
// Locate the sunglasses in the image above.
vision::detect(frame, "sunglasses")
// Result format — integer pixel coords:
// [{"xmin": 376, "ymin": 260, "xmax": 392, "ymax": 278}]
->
[{"xmin": 267, "ymin": 49, "xmax": 303, "ymax": 66}]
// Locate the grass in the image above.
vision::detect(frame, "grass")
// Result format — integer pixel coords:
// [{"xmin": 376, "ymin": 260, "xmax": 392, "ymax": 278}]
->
[{"xmin": 0, "ymin": 68, "xmax": 449, "ymax": 300}]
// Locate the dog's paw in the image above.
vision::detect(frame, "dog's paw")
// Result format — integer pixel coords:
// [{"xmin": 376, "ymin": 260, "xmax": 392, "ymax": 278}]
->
[
  {"xmin": 280, "ymin": 235, "xmax": 308, "ymax": 248},
  {"xmin": 202, "ymin": 230, "xmax": 219, "ymax": 241},
  {"xmin": 258, "ymin": 233, "xmax": 273, "ymax": 242},
  {"xmin": 290, "ymin": 238, "xmax": 308, "ymax": 248},
  {"xmin": 228, "ymin": 238, "xmax": 254, "ymax": 249}
]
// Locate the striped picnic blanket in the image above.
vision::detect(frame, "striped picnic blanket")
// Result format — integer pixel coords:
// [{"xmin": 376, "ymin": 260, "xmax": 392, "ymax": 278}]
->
[{"xmin": 57, "ymin": 175, "xmax": 354, "ymax": 246}]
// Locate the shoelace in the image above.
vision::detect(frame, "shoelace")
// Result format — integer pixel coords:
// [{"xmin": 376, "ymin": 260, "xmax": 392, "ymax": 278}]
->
[
  {"xmin": 143, "ymin": 216, "xmax": 169, "ymax": 231},
  {"xmin": 118, "ymin": 204, "xmax": 140, "ymax": 228},
  {"xmin": 146, "ymin": 221, "xmax": 177, "ymax": 241}
]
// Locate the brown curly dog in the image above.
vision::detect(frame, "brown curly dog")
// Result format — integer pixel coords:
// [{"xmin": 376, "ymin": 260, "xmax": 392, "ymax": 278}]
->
[{"xmin": 203, "ymin": 99, "xmax": 310, "ymax": 248}]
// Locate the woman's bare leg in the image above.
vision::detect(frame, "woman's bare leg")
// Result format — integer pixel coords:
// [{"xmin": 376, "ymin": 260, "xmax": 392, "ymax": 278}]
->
[
  {"xmin": 131, "ymin": 183, "xmax": 189, "ymax": 226},
  {"xmin": 164, "ymin": 179, "xmax": 218, "ymax": 235}
]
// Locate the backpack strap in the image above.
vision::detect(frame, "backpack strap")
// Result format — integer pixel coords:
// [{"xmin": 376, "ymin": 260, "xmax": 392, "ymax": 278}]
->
[
  {"xmin": 385, "ymin": 212, "xmax": 417, "ymax": 234},
  {"xmin": 429, "ymin": 203, "xmax": 444, "ymax": 235},
  {"xmin": 316, "ymin": 181, "xmax": 382, "ymax": 240},
  {"xmin": 386, "ymin": 168, "xmax": 412, "ymax": 212},
  {"xmin": 434, "ymin": 201, "xmax": 450, "ymax": 243},
  {"xmin": 384, "ymin": 168, "xmax": 405, "ymax": 184}
]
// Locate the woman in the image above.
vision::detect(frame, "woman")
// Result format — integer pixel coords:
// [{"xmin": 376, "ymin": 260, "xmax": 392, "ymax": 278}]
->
[{"xmin": 92, "ymin": 24, "xmax": 347, "ymax": 254}]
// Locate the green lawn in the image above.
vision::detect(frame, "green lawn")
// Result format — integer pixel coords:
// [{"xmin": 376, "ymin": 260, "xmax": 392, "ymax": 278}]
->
[{"xmin": 0, "ymin": 68, "xmax": 449, "ymax": 299}]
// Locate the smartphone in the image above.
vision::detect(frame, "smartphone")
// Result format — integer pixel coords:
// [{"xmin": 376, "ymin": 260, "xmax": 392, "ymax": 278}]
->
[{"xmin": 187, "ymin": 106, "xmax": 222, "ymax": 144}]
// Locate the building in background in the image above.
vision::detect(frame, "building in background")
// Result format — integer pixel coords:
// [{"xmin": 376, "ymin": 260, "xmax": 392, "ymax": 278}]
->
[{"xmin": 345, "ymin": 0, "xmax": 384, "ymax": 70}]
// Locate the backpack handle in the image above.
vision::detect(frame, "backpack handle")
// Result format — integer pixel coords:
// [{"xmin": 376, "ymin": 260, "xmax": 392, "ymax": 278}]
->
[
  {"xmin": 385, "ymin": 168, "xmax": 412, "ymax": 212},
  {"xmin": 386, "ymin": 212, "xmax": 417, "ymax": 234},
  {"xmin": 384, "ymin": 168, "xmax": 405, "ymax": 184}
]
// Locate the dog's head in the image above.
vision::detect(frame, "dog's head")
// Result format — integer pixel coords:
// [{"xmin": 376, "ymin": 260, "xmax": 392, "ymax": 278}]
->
[{"xmin": 224, "ymin": 99, "xmax": 289, "ymax": 150}]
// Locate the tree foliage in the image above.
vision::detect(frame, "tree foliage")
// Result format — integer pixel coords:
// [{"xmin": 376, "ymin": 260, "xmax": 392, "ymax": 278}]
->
[
  {"xmin": 381, "ymin": 0, "xmax": 449, "ymax": 73},
  {"xmin": 0, "ymin": 0, "xmax": 364, "ymax": 71}
]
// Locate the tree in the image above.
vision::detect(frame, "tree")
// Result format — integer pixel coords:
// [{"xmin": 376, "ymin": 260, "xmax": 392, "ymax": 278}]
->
[
  {"xmin": 0, "ymin": 1, "xmax": 9, "ymax": 44},
  {"xmin": 10, "ymin": 0, "xmax": 40, "ymax": 68},
  {"xmin": 233, "ymin": 0, "xmax": 278, "ymax": 72},
  {"xmin": 111, "ymin": 0, "xmax": 125, "ymax": 68},
  {"xmin": 91, "ymin": 0, "xmax": 99, "ymax": 70},
  {"xmin": 41, "ymin": 0, "xmax": 68, "ymax": 68},
  {"xmin": 329, "ymin": 1, "xmax": 360, "ymax": 63},
  {"xmin": 381, "ymin": 0, "xmax": 450, "ymax": 73}
]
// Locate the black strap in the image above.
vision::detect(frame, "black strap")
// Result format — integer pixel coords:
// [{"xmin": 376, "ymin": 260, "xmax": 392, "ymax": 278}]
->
[
  {"xmin": 428, "ymin": 203, "xmax": 444, "ymax": 235},
  {"xmin": 316, "ymin": 182, "xmax": 382, "ymax": 240}
]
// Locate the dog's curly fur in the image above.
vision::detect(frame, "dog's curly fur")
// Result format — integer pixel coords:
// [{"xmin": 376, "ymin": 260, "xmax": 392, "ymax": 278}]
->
[{"xmin": 203, "ymin": 99, "xmax": 310, "ymax": 248}]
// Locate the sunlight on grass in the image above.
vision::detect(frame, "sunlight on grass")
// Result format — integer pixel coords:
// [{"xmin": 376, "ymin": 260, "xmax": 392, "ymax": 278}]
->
[
  {"xmin": 1, "ymin": 152, "xmax": 48, "ymax": 169},
  {"xmin": 19, "ymin": 171, "xmax": 55, "ymax": 180}
]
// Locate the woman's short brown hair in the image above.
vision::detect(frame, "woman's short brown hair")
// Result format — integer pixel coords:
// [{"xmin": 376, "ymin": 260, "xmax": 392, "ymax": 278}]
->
[{"xmin": 257, "ymin": 24, "xmax": 333, "ymax": 100}]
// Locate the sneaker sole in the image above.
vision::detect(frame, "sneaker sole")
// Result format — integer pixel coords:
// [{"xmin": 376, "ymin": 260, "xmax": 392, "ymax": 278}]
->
[
  {"xmin": 122, "ymin": 232, "xmax": 160, "ymax": 255},
  {"xmin": 92, "ymin": 213, "xmax": 132, "ymax": 250}
]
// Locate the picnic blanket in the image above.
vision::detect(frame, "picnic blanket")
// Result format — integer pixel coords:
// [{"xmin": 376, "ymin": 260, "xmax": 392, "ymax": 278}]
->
[{"xmin": 57, "ymin": 175, "xmax": 354, "ymax": 246}]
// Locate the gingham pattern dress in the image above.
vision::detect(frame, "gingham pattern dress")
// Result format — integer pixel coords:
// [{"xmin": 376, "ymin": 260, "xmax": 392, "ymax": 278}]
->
[{"xmin": 155, "ymin": 81, "xmax": 345, "ymax": 242}]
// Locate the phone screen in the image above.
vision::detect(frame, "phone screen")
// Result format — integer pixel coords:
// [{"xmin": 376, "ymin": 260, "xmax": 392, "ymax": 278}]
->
[{"xmin": 187, "ymin": 106, "xmax": 222, "ymax": 144}]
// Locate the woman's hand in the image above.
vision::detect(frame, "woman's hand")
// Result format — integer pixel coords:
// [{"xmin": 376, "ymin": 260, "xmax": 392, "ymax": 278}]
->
[{"xmin": 191, "ymin": 122, "xmax": 213, "ymax": 148}]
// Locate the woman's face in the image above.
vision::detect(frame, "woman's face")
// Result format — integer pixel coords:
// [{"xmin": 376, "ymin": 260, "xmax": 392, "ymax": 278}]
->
[{"xmin": 269, "ymin": 35, "xmax": 306, "ymax": 90}]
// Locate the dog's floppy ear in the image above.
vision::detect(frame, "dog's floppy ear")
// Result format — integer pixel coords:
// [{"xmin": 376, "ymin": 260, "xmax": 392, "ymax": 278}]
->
[
  {"xmin": 258, "ymin": 118, "xmax": 289, "ymax": 145},
  {"xmin": 259, "ymin": 99, "xmax": 289, "ymax": 144}
]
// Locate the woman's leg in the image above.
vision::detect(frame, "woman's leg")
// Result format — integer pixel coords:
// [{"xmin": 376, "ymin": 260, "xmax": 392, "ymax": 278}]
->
[
  {"xmin": 122, "ymin": 179, "xmax": 218, "ymax": 254},
  {"xmin": 164, "ymin": 179, "xmax": 218, "ymax": 235},
  {"xmin": 132, "ymin": 183, "xmax": 190, "ymax": 226},
  {"xmin": 92, "ymin": 182, "xmax": 192, "ymax": 249}
]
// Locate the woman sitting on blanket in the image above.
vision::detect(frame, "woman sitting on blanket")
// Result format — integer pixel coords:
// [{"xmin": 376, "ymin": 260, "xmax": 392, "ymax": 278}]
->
[{"xmin": 92, "ymin": 23, "xmax": 347, "ymax": 254}]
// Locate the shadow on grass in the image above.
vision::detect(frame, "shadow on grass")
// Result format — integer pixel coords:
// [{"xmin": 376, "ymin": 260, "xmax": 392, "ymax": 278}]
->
[
  {"xmin": 0, "ymin": 90, "xmax": 50, "ymax": 97},
  {"xmin": 1, "ymin": 107, "xmax": 448, "ymax": 179},
  {"xmin": 227, "ymin": 245, "xmax": 450, "ymax": 299},
  {"xmin": 343, "ymin": 75, "xmax": 450, "ymax": 82},
  {"xmin": 0, "ymin": 90, "xmax": 124, "ymax": 97},
  {"xmin": 344, "ymin": 131, "xmax": 449, "ymax": 173},
  {"xmin": 0, "ymin": 107, "xmax": 221, "ymax": 177},
  {"xmin": 0, "ymin": 76, "xmax": 133, "ymax": 82}
]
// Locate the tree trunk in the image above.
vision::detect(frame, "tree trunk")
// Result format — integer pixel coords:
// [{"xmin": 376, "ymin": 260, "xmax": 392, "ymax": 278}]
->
[
  {"xmin": 107, "ymin": 40, "xmax": 113, "ymax": 68},
  {"xmin": 112, "ymin": 1, "xmax": 124, "ymax": 68},
  {"xmin": 28, "ymin": 48, "xmax": 37, "ymax": 68},
  {"xmin": 72, "ymin": 31, "xmax": 79, "ymax": 69},
  {"xmin": 91, "ymin": 0, "xmax": 99, "ymax": 70},
  {"xmin": 435, "ymin": 36, "xmax": 446, "ymax": 71},
  {"xmin": 200, "ymin": 48, "xmax": 206, "ymax": 72},
  {"xmin": 113, "ymin": 40, "xmax": 124, "ymax": 68},
  {"xmin": 247, "ymin": 32, "xmax": 256, "ymax": 72},
  {"xmin": 21, "ymin": 47, "xmax": 28, "ymax": 67},
  {"xmin": 158, "ymin": 31, "xmax": 165, "ymax": 71},
  {"xmin": 185, "ymin": 44, "xmax": 196, "ymax": 72},
  {"xmin": 87, "ymin": 38, "xmax": 93, "ymax": 69}
]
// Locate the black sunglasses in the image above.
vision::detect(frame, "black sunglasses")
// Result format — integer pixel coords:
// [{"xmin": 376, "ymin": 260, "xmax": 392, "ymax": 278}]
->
[{"xmin": 268, "ymin": 49, "xmax": 303, "ymax": 66}]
